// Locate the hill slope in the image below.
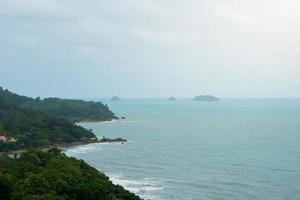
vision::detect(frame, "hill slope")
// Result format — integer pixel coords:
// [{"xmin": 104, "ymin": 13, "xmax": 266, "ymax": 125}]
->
[
  {"xmin": 0, "ymin": 87, "xmax": 117, "ymax": 122},
  {"xmin": 0, "ymin": 87, "xmax": 117, "ymax": 151},
  {"xmin": 0, "ymin": 97, "xmax": 95, "ymax": 151},
  {"xmin": 0, "ymin": 149, "xmax": 141, "ymax": 200}
]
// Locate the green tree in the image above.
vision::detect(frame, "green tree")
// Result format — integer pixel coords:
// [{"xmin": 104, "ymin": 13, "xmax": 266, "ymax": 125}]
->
[
  {"xmin": 21, "ymin": 174, "xmax": 51, "ymax": 195},
  {"xmin": 0, "ymin": 174, "xmax": 12, "ymax": 200},
  {"xmin": 20, "ymin": 128, "xmax": 50, "ymax": 148},
  {"xmin": 0, "ymin": 122, "xmax": 4, "ymax": 133},
  {"xmin": 0, "ymin": 150, "xmax": 142, "ymax": 200}
]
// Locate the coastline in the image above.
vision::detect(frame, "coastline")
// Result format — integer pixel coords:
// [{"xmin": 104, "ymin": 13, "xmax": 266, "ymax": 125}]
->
[
  {"xmin": 0, "ymin": 119, "xmax": 122, "ymax": 156},
  {"xmin": 1, "ymin": 139, "xmax": 126, "ymax": 156},
  {"xmin": 57, "ymin": 137, "xmax": 127, "ymax": 149},
  {"xmin": 77, "ymin": 118, "xmax": 119, "ymax": 124}
]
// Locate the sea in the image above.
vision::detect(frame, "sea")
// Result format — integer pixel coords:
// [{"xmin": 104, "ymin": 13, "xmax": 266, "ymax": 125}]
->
[{"xmin": 64, "ymin": 99, "xmax": 300, "ymax": 200}]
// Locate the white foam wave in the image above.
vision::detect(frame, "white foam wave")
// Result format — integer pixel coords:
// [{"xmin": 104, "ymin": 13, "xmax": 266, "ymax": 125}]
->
[
  {"xmin": 100, "ymin": 119, "xmax": 140, "ymax": 124},
  {"xmin": 64, "ymin": 144, "xmax": 103, "ymax": 155},
  {"xmin": 119, "ymin": 120, "xmax": 140, "ymax": 124},
  {"xmin": 109, "ymin": 174, "xmax": 163, "ymax": 199},
  {"xmin": 100, "ymin": 119, "xmax": 119, "ymax": 123}
]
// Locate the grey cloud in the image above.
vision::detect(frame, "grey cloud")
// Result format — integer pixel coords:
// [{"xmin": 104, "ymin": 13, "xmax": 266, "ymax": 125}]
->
[{"xmin": 0, "ymin": 0, "xmax": 299, "ymax": 98}]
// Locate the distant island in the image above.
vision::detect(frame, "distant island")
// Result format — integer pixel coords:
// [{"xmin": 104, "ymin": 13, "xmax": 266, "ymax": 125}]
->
[
  {"xmin": 100, "ymin": 136, "xmax": 127, "ymax": 143},
  {"xmin": 168, "ymin": 97, "xmax": 176, "ymax": 101},
  {"xmin": 110, "ymin": 96, "xmax": 121, "ymax": 101},
  {"xmin": 193, "ymin": 95, "xmax": 219, "ymax": 102}
]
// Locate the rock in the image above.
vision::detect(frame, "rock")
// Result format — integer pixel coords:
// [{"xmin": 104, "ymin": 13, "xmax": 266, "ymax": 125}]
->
[
  {"xmin": 168, "ymin": 97, "xmax": 176, "ymax": 101},
  {"xmin": 121, "ymin": 116, "xmax": 126, "ymax": 120},
  {"xmin": 100, "ymin": 137, "xmax": 127, "ymax": 143},
  {"xmin": 192, "ymin": 95, "xmax": 219, "ymax": 102},
  {"xmin": 110, "ymin": 96, "xmax": 121, "ymax": 101}
]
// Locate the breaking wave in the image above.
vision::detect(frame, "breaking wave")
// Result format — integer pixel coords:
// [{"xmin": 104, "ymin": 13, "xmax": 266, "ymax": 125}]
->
[
  {"xmin": 109, "ymin": 174, "xmax": 163, "ymax": 200},
  {"xmin": 64, "ymin": 144, "xmax": 103, "ymax": 155}
]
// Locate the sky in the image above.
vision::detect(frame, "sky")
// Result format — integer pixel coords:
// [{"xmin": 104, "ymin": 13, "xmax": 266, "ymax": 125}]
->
[{"xmin": 0, "ymin": 0, "xmax": 299, "ymax": 98}]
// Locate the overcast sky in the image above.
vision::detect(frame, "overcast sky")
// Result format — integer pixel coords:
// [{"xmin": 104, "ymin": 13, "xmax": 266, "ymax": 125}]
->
[{"xmin": 0, "ymin": 0, "xmax": 299, "ymax": 98}]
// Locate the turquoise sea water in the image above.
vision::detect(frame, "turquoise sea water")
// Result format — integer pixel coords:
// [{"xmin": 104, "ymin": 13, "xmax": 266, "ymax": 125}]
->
[{"xmin": 65, "ymin": 99, "xmax": 300, "ymax": 200}]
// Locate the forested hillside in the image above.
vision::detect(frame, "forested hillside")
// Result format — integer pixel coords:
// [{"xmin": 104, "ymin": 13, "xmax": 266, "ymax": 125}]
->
[
  {"xmin": 0, "ymin": 88, "xmax": 141, "ymax": 199},
  {"xmin": 0, "ymin": 149, "xmax": 141, "ymax": 200},
  {"xmin": 0, "ymin": 87, "xmax": 117, "ymax": 122},
  {"xmin": 22, "ymin": 98, "xmax": 117, "ymax": 122},
  {"xmin": 0, "ymin": 98, "xmax": 94, "ymax": 151},
  {"xmin": 0, "ymin": 87, "xmax": 116, "ymax": 151}
]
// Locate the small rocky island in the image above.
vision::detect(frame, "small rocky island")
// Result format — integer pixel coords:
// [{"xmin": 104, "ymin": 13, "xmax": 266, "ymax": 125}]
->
[
  {"xmin": 100, "ymin": 137, "xmax": 127, "ymax": 143},
  {"xmin": 193, "ymin": 95, "xmax": 219, "ymax": 102},
  {"xmin": 110, "ymin": 96, "xmax": 121, "ymax": 101},
  {"xmin": 168, "ymin": 97, "xmax": 176, "ymax": 101}
]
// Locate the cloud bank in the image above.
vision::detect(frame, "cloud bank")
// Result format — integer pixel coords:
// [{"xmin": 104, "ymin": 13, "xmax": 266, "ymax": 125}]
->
[{"xmin": 0, "ymin": 0, "xmax": 299, "ymax": 98}]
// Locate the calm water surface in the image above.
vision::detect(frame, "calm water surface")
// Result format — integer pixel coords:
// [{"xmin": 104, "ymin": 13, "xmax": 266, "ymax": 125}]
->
[{"xmin": 65, "ymin": 99, "xmax": 300, "ymax": 200}]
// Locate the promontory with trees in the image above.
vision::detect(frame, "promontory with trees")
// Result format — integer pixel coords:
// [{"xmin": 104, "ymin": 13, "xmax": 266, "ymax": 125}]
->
[
  {"xmin": 0, "ymin": 87, "xmax": 141, "ymax": 200},
  {"xmin": 0, "ymin": 87, "xmax": 119, "ymax": 152}
]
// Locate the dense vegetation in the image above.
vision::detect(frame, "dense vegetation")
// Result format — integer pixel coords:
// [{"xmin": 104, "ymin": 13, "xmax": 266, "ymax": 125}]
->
[
  {"xmin": 0, "ymin": 98, "xmax": 94, "ymax": 151},
  {"xmin": 0, "ymin": 88, "xmax": 117, "ymax": 122},
  {"xmin": 0, "ymin": 149, "xmax": 141, "ymax": 200},
  {"xmin": 0, "ymin": 87, "xmax": 116, "ymax": 151},
  {"xmin": 0, "ymin": 88, "xmax": 140, "ymax": 199},
  {"xmin": 22, "ymin": 98, "xmax": 117, "ymax": 122}
]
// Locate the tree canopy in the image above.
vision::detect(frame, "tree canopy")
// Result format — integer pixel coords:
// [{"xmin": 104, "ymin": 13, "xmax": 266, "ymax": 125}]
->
[
  {"xmin": 0, "ymin": 87, "xmax": 116, "ymax": 151},
  {"xmin": 0, "ymin": 87, "xmax": 117, "ymax": 122},
  {"xmin": 0, "ymin": 149, "xmax": 141, "ymax": 200}
]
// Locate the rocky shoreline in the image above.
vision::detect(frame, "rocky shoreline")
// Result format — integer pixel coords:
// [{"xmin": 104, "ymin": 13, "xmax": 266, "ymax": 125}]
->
[
  {"xmin": 59, "ymin": 137, "xmax": 127, "ymax": 149},
  {"xmin": 1, "ymin": 137, "xmax": 127, "ymax": 156}
]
